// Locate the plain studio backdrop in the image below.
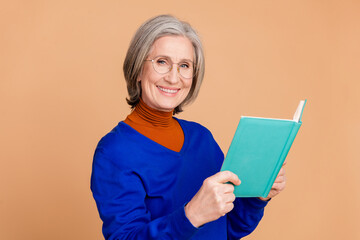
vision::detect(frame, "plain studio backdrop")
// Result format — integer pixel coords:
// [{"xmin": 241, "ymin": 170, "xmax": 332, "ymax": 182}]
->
[{"xmin": 1, "ymin": 1, "xmax": 359, "ymax": 239}]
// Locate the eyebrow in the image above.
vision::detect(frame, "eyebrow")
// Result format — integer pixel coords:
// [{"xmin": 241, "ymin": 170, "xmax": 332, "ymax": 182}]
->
[{"xmin": 155, "ymin": 55, "xmax": 194, "ymax": 63}]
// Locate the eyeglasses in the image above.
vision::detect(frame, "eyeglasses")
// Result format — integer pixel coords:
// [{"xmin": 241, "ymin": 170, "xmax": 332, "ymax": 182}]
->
[{"xmin": 145, "ymin": 56, "xmax": 194, "ymax": 79}]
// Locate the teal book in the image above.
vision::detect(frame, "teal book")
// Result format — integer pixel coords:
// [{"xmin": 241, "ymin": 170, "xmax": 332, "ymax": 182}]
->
[{"xmin": 220, "ymin": 100, "xmax": 306, "ymax": 198}]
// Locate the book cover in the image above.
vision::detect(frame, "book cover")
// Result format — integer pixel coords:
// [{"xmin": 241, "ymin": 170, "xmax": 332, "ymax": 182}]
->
[{"xmin": 220, "ymin": 100, "xmax": 306, "ymax": 198}]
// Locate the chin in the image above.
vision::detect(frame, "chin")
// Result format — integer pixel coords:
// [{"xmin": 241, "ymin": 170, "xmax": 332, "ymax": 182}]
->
[
  {"xmin": 156, "ymin": 101, "xmax": 180, "ymax": 112},
  {"xmin": 159, "ymin": 104, "xmax": 177, "ymax": 112}
]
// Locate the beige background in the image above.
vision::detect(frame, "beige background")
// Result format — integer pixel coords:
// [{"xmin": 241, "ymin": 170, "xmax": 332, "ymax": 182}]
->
[{"xmin": 1, "ymin": 0, "xmax": 359, "ymax": 239}]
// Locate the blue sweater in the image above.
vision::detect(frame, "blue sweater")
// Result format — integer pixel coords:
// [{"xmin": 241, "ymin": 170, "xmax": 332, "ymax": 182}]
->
[{"xmin": 91, "ymin": 119, "xmax": 267, "ymax": 240}]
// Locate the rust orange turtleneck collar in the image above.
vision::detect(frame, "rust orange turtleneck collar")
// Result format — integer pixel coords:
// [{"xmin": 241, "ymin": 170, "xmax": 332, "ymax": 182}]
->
[{"xmin": 123, "ymin": 99, "xmax": 184, "ymax": 152}]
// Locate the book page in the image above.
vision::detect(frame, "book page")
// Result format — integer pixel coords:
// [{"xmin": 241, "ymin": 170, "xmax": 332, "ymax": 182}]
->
[{"xmin": 293, "ymin": 100, "xmax": 305, "ymax": 122}]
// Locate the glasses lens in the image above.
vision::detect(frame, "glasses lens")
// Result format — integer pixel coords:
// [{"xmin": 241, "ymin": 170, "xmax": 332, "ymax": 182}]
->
[
  {"xmin": 152, "ymin": 57, "xmax": 194, "ymax": 79},
  {"xmin": 153, "ymin": 57, "xmax": 171, "ymax": 74},
  {"xmin": 179, "ymin": 62, "xmax": 194, "ymax": 79}
]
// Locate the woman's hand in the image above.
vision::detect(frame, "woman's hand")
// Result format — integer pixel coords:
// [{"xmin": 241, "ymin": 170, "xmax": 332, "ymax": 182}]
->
[
  {"xmin": 259, "ymin": 162, "xmax": 287, "ymax": 201},
  {"xmin": 185, "ymin": 171, "xmax": 240, "ymax": 228}
]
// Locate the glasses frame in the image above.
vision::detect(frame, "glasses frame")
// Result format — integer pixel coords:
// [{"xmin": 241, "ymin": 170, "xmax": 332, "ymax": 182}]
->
[{"xmin": 144, "ymin": 56, "xmax": 194, "ymax": 79}]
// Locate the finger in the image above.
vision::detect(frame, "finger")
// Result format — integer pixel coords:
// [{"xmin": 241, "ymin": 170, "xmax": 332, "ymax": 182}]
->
[
  {"xmin": 274, "ymin": 175, "xmax": 286, "ymax": 183},
  {"xmin": 222, "ymin": 183, "xmax": 235, "ymax": 194},
  {"xmin": 223, "ymin": 192, "xmax": 236, "ymax": 203},
  {"xmin": 213, "ymin": 171, "xmax": 241, "ymax": 185},
  {"xmin": 283, "ymin": 161, "xmax": 287, "ymax": 166},
  {"xmin": 277, "ymin": 167, "xmax": 286, "ymax": 177},
  {"xmin": 271, "ymin": 182, "xmax": 286, "ymax": 191},
  {"xmin": 223, "ymin": 202, "xmax": 235, "ymax": 215}
]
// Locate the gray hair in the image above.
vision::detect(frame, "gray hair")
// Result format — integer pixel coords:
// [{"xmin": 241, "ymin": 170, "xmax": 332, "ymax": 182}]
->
[{"xmin": 123, "ymin": 14, "xmax": 205, "ymax": 114}]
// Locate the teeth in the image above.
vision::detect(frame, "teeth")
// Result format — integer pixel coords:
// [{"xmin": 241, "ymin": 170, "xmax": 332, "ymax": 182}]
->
[{"xmin": 158, "ymin": 86, "xmax": 178, "ymax": 93}]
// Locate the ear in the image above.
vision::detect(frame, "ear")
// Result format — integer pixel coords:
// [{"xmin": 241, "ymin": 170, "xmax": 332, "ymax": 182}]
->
[
  {"xmin": 137, "ymin": 73, "xmax": 141, "ymax": 82},
  {"xmin": 137, "ymin": 68, "xmax": 143, "ymax": 82}
]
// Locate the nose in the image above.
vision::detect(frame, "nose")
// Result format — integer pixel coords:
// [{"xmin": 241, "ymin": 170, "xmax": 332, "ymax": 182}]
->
[{"xmin": 165, "ymin": 64, "xmax": 180, "ymax": 84}]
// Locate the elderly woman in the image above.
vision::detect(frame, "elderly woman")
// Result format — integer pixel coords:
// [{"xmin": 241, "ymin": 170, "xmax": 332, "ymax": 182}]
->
[{"xmin": 91, "ymin": 15, "xmax": 286, "ymax": 240}]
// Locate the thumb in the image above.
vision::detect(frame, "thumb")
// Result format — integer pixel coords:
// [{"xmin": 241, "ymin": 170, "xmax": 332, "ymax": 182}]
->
[{"xmin": 212, "ymin": 171, "xmax": 241, "ymax": 186}]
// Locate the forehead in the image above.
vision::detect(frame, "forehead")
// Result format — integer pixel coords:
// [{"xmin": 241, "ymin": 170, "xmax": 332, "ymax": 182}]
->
[{"xmin": 148, "ymin": 36, "xmax": 194, "ymax": 61}]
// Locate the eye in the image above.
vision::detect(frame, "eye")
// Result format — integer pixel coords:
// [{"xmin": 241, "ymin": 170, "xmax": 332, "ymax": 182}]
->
[
  {"xmin": 179, "ymin": 63, "xmax": 190, "ymax": 69},
  {"xmin": 156, "ymin": 58, "xmax": 169, "ymax": 65}
]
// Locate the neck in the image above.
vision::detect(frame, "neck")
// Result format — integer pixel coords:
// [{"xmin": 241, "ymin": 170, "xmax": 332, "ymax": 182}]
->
[
  {"xmin": 123, "ymin": 98, "xmax": 184, "ymax": 152},
  {"xmin": 133, "ymin": 99, "xmax": 174, "ymax": 127}
]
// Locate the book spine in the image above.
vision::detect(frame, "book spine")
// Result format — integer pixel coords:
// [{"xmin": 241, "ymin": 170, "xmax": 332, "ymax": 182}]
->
[{"xmin": 262, "ymin": 122, "xmax": 302, "ymax": 198}]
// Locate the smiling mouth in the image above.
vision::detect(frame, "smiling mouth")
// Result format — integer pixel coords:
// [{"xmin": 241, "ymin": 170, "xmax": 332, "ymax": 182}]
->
[{"xmin": 157, "ymin": 86, "xmax": 180, "ymax": 94}]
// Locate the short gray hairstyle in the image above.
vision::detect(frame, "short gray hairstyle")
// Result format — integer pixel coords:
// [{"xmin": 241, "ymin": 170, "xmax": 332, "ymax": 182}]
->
[{"xmin": 123, "ymin": 14, "xmax": 205, "ymax": 114}]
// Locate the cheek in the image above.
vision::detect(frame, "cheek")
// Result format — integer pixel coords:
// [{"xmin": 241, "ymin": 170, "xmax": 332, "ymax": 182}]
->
[
  {"xmin": 181, "ymin": 81, "xmax": 192, "ymax": 100},
  {"xmin": 185, "ymin": 80, "xmax": 193, "ymax": 91},
  {"xmin": 139, "ymin": 63, "xmax": 154, "ymax": 81},
  {"xmin": 142, "ymin": 71, "xmax": 159, "ymax": 86}
]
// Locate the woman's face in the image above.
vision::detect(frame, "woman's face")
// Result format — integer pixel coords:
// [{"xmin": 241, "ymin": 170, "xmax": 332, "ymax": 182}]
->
[{"xmin": 139, "ymin": 35, "xmax": 194, "ymax": 112}]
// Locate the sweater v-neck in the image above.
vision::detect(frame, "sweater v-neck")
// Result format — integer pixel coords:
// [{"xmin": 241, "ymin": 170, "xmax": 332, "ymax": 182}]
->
[{"xmin": 123, "ymin": 99, "xmax": 184, "ymax": 152}]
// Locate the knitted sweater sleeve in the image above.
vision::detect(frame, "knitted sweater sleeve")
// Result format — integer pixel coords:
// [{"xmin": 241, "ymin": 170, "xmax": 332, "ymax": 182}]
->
[
  {"xmin": 226, "ymin": 197, "xmax": 268, "ymax": 239},
  {"xmin": 90, "ymin": 146, "xmax": 198, "ymax": 240}
]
